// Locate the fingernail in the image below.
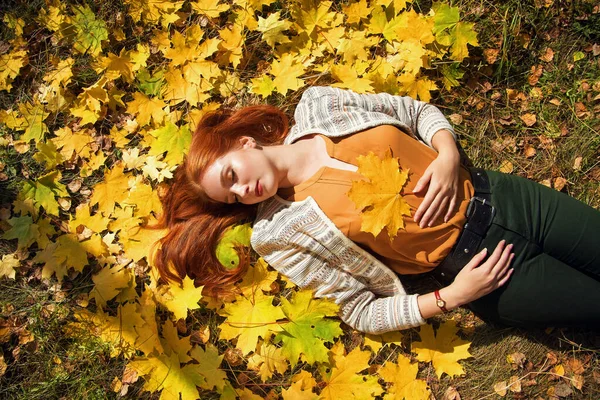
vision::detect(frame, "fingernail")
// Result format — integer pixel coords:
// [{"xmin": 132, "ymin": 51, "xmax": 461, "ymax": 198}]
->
[{"xmin": 481, "ymin": 248, "xmax": 487, "ymax": 254}]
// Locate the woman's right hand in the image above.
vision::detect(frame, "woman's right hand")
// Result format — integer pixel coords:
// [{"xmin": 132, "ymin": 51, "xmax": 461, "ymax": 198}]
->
[{"xmin": 447, "ymin": 239, "xmax": 515, "ymax": 305}]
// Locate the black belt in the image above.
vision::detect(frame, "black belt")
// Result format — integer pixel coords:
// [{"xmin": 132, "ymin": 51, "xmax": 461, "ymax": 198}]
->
[{"xmin": 433, "ymin": 168, "xmax": 496, "ymax": 283}]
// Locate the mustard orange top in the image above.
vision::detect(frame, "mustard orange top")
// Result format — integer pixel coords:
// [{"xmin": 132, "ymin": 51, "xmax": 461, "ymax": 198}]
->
[{"xmin": 277, "ymin": 125, "xmax": 475, "ymax": 274}]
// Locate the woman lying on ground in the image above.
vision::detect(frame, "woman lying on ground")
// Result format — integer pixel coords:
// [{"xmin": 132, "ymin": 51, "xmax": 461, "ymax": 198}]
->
[{"xmin": 153, "ymin": 86, "xmax": 600, "ymax": 334}]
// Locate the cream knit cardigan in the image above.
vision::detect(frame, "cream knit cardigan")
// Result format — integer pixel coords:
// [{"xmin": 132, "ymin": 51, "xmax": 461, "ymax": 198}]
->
[{"xmin": 250, "ymin": 87, "xmax": 456, "ymax": 334}]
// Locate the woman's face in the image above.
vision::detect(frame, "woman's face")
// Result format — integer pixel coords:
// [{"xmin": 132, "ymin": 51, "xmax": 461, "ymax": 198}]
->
[{"xmin": 200, "ymin": 137, "xmax": 276, "ymax": 205}]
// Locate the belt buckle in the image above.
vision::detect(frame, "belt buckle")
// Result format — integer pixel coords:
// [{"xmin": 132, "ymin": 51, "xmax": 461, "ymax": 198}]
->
[{"xmin": 464, "ymin": 196, "xmax": 496, "ymax": 235}]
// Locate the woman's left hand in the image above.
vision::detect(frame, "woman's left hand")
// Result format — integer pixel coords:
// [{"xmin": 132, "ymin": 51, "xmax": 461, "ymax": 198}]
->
[{"xmin": 412, "ymin": 151, "xmax": 460, "ymax": 228}]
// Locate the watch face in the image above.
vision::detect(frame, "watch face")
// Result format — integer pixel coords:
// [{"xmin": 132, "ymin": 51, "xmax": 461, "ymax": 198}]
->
[{"xmin": 437, "ymin": 299, "xmax": 445, "ymax": 308}]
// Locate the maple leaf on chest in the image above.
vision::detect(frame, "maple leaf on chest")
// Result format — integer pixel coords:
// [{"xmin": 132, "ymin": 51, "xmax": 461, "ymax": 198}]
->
[
  {"xmin": 346, "ymin": 149, "xmax": 412, "ymax": 240},
  {"xmin": 411, "ymin": 320, "xmax": 473, "ymax": 378}
]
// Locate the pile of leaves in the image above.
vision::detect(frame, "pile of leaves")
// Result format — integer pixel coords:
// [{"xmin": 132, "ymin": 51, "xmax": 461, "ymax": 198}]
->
[{"xmin": 0, "ymin": 0, "xmax": 540, "ymax": 398}]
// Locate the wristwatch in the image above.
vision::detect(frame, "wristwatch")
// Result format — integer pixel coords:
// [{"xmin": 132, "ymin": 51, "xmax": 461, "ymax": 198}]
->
[{"xmin": 434, "ymin": 290, "xmax": 449, "ymax": 313}]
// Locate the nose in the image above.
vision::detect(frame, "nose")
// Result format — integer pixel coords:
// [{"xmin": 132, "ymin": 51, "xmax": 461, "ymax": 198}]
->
[{"xmin": 232, "ymin": 183, "xmax": 249, "ymax": 199}]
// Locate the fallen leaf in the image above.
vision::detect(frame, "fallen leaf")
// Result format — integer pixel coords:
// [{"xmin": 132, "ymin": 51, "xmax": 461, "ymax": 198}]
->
[
  {"xmin": 553, "ymin": 177, "xmax": 567, "ymax": 191},
  {"xmin": 572, "ymin": 374, "xmax": 584, "ymax": 390},
  {"xmin": 499, "ymin": 160, "xmax": 514, "ymax": 174},
  {"xmin": 520, "ymin": 113, "xmax": 537, "ymax": 126},
  {"xmin": 443, "ymin": 385, "xmax": 461, "ymax": 400},
  {"xmin": 449, "ymin": 114, "xmax": 463, "ymax": 124},
  {"xmin": 484, "ymin": 48, "xmax": 499, "ymax": 64},
  {"xmin": 573, "ymin": 156, "xmax": 582, "ymax": 171},
  {"xmin": 549, "ymin": 98, "xmax": 561, "ymax": 106},
  {"xmin": 507, "ymin": 352, "xmax": 526, "ymax": 369},
  {"xmin": 552, "ymin": 382, "xmax": 573, "ymax": 397},
  {"xmin": 540, "ymin": 179, "xmax": 552, "ymax": 187},
  {"xmin": 508, "ymin": 375, "xmax": 522, "ymax": 393},
  {"xmin": 528, "ymin": 65, "xmax": 543, "ymax": 85},
  {"xmin": 566, "ymin": 358, "xmax": 585, "ymax": 375},
  {"xmin": 551, "ymin": 364, "xmax": 565, "ymax": 378},
  {"xmin": 493, "ymin": 381, "xmax": 507, "ymax": 397},
  {"xmin": 524, "ymin": 144, "xmax": 536, "ymax": 158},
  {"xmin": 540, "ymin": 47, "xmax": 555, "ymax": 62}
]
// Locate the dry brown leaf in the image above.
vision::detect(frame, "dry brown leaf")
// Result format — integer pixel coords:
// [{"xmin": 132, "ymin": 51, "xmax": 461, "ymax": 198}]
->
[
  {"xmin": 522, "ymin": 378, "xmax": 537, "ymax": 387},
  {"xmin": 499, "ymin": 160, "xmax": 514, "ymax": 173},
  {"xmin": 575, "ymin": 102, "xmax": 590, "ymax": 118},
  {"xmin": 592, "ymin": 43, "xmax": 600, "ymax": 56},
  {"xmin": 572, "ymin": 374, "xmax": 584, "ymax": 390},
  {"xmin": 224, "ymin": 347, "xmax": 244, "ymax": 366},
  {"xmin": 507, "ymin": 352, "xmax": 527, "ymax": 369},
  {"xmin": 443, "ymin": 386, "xmax": 461, "ymax": 400},
  {"xmin": 0, "ymin": 352, "xmax": 6, "ymax": 378},
  {"xmin": 484, "ymin": 48, "xmax": 499, "ymax": 64},
  {"xmin": 592, "ymin": 370, "xmax": 600, "ymax": 384},
  {"xmin": 552, "ymin": 382, "xmax": 573, "ymax": 397},
  {"xmin": 493, "ymin": 381, "xmax": 507, "ymax": 397},
  {"xmin": 573, "ymin": 156, "xmax": 582, "ymax": 171},
  {"xmin": 498, "ymin": 116, "xmax": 515, "ymax": 125},
  {"xmin": 520, "ymin": 113, "xmax": 537, "ymax": 126},
  {"xmin": 508, "ymin": 375, "xmax": 522, "ymax": 393},
  {"xmin": 539, "ymin": 135, "xmax": 555, "ymax": 150},
  {"xmin": 540, "ymin": 47, "xmax": 555, "ymax": 62},
  {"xmin": 524, "ymin": 144, "xmax": 536, "ymax": 158},
  {"xmin": 449, "ymin": 114, "xmax": 463, "ymax": 124},
  {"xmin": 528, "ymin": 65, "xmax": 543, "ymax": 85},
  {"xmin": 549, "ymin": 98, "xmax": 562, "ymax": 106},
  {"xmin": 539, "ymin": 178, "xmax": 551, "ymax": 187},
  {"xmin": 566, "ymin": 357, "xmax": 585, "ymax": 375},
  {"xmin": 553, "ymin": 177, "xmax": 567, "ymax": 192}
]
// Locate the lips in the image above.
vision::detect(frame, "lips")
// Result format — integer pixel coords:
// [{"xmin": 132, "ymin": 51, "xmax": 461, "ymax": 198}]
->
[{"xmin": 256, "ymin": 181, "xmax": 262, "ymax": 197}]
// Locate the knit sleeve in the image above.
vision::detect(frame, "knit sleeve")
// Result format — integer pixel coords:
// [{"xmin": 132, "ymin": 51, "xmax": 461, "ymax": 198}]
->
[
  {"xmin": 250, "ymin": 206, "xmax": 426, "ymax": 334},
  {"xmin": 291, "ymin": 86, "xmax": 456, "ymax": 149}
]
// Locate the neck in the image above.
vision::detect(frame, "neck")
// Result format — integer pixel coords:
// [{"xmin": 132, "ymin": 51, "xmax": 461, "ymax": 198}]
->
[{"xmin": 263, "ymin": 138, "xmax": 320, "ymax": 188}]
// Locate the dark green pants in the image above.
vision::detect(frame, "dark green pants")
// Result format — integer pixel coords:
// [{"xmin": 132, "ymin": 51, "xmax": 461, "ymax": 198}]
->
[{"xmin": 466, "ymin": 170, "xmax": 600, "ymax": 329}]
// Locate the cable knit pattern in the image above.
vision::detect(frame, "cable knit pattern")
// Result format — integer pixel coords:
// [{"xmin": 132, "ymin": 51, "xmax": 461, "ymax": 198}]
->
[
  {"xmin": 286, "ymin": 86, "xmax": 455, "ymax": 148},
  {"xmin": 250, "ymin": 87, "xmax": 455, "ymax": 333}
]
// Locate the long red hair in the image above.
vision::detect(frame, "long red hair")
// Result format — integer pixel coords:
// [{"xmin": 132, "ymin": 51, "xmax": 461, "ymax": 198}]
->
[{"xmin": 149, "ymin": 105, "xmax": 289, "ymax": 299}]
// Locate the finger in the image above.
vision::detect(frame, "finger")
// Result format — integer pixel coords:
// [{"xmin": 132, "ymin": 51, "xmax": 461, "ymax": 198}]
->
[
  {"xmin": 419, "ymin": 191, "xmax": 444, "ymax": 228},
  {"xmin": 429, "ymin": 196, "xmax": 449, "ymax": 227},
  {"xmin": 482, "ymin": 240, "xmax": 507, "ymax": 271},
  {"xmin": 492, "ymin": 244, "xmax": 513, "ymax": 275},
  {"xmin": 464, "ymin": 247, "xmax": 488, "ymax": 269},
  {"xmin": 414, "ymin": 185, "xmax": 438, "ymax": 225},
  {"xmin": 413, "ymin": 169, "xmax": 432, "ymax": 193},
  {"xmin": 497, "ymin": 266, "xmax": 515, "ymax": 287},
  {"xmin": 444, "ymin": 194, "xmax": 458, "ymax": 223}
]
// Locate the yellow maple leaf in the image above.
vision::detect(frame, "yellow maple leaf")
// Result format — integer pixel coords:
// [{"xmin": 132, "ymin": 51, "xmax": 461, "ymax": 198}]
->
[
  {"xmin": 398, "ymin": 73, "xmax": 437, "ymax": 102},
  {"xmin": 126, "ymin": 92, "xmax": 166, "ymax": 127},
  {"xmin": 346, "ymin": 149, "xmax": 412, "ymax": 240},
  {"xmin": 157, "ymin": 275, "xmax": 204, "ymax": 320},
  {"xmin": 247, "ymin": 339, "xmax": 289, "ymax": 382},
  {"xmin": 218, "ymin": 291, "xmax": 285, "ymax": 355},
  {"xmin": 343, "ymin": 0, "xmax": 372, "ymax": 25},
  {"xmin": 296, "ymin": 0, "xmax": 335, "ymax": 36},
  {"xmin": 0, "ymin": 254, "xmax": 20, "ymax": 280},
  {"xmin": 319, "ymin": 341, "xmax": 384, "ymax": 399},
  {"xmin": 411, "ymin": 320, "xmax": 473, "ymax": 378},
  {"xmin": 378, "ymin": 353, "xmax": 431, "ymax": 399},
  {"xmin": 218, "ymin": 23, "xmax": 244, "ymax": 68},
  {"xmin": 0, "ymin": 49, "xmax": 28, "ymax": 92},
  {"xmin": 331, "ymin": 64, "xmax": 374, "ymax": 94},
  {"xmin": 271, "ymin": 53, "xmax": 305, "ymax": 95},
  {"xmin": 90, "ymin": 163, "xmax": 131, "ymax": 216},
  {"xmin": 89, "ymin": 264, "xmax": 132, "ymax": 307},
  {"xmin": 190, "ymin": 0, "xmax": 229, "ymax": 18},
  {"xmin": 257, "ymin": 12, "xmax": 291, "ymax": 48},
  {"xmin": 282, "ymin": 370, "xmax": 319, "ymax": 400}
]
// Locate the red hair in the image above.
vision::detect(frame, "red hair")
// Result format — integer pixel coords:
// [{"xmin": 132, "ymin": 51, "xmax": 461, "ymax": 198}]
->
[{"xmin": 149, "ymin": 105, "xmax": 289, "ymax": 299}]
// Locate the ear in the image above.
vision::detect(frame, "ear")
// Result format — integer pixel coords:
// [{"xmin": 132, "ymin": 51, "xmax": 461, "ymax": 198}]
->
[{"xmin": 239, "ymin": 136, "xmax": 257, "ymax": 149}]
